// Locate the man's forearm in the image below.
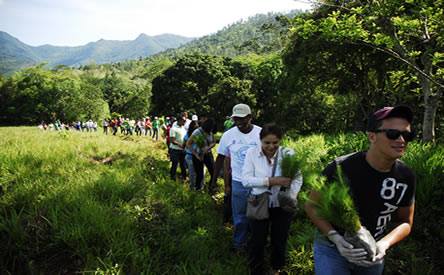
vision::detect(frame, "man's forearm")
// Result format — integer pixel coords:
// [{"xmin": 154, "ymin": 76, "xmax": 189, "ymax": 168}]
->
[
  {"xmin": 379, "ymin": 221, "xmax": 412, "ymax": 250},
  {"xmin": 379, "ymin": 204, "xmax": 415, "ymax": 248},
  {"xmin": 223, "ymin": 157, "xmax": 231, "ymax": 192},
  {"xmin": 212, "ymin": 154, "xmax": 225, "ymax": 184}
]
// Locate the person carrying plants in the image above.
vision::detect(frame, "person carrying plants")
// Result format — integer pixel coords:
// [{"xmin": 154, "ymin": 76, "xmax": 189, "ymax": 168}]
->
[
  {"xmin": 242, "ymin": 123, "xmax": 303, "ymax": 275},
  {"xmin": 305, "ymin": 105, "xmax": 416, "ymax": 274},
  {"xmin": 184, "ymin": 120, "xmax": 199, "ymax": 190},
  {"xmin": 211, "ymin": 103, "xmax": 262, "ymax": 253},
  {"xmin": 187, "ymin": 118, "xmax": 217, "ymax": 193}
]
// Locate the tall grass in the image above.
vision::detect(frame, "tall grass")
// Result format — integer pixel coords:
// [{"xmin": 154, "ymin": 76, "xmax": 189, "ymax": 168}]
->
[
  {"xmin": 0, "ymin": 127, "xmax": 246, "ymax": 274},
  {"xmin": 1, "ymin": 128, "xmax": 443, "ymax": 274}
]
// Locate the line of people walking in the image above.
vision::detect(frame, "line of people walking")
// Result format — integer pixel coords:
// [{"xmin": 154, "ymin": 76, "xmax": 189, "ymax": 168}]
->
[
  {"xmin": 39, "ymin": 102, "xmax": 418, "ymax": 275},
  {"xmin": 103, "ymin": 116, "xmax": 161, "ymax": 139},
  {"xmin": 164, "ymin": 112, "xmax": 218, "ymax": 193}
]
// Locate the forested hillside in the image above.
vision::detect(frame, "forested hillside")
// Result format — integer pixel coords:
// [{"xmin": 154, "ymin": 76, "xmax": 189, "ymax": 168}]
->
[
  {"xmin": 0, "ymin": 31, "xmax": 41, "ymax": 75},
  {"xmin": 164, "ymin": 11, "xmax": 301, "ymax": 57}
]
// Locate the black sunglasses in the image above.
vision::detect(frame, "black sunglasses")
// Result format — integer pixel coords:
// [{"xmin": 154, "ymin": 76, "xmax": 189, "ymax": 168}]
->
[{"xmin": 373, "ymin": 129, "xmax": 415, "ymax": 142}]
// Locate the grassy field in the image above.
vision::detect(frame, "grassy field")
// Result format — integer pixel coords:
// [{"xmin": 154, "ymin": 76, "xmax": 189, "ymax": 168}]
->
[{"xmin": 0, "ymin": 127, "xmax": 443, "ymax": 274}]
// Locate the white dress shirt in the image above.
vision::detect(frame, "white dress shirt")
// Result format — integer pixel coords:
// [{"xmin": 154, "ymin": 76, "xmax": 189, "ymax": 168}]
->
[{"xmin": 242, "ymin": 145, "xmax": 303, "ymax": 208}]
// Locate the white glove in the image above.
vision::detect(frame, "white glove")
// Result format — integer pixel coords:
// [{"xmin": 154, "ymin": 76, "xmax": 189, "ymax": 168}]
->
[
  {"xmin": 374, "ymin": 239, "xmax": 389, "ymax": 261},
  {"xmin": 327, "ymin": 230, "xmax": 368, "ymax": 264},
  {"xmin": 354, "ymin": 239, "xmax": 388, "ymax": 267}
]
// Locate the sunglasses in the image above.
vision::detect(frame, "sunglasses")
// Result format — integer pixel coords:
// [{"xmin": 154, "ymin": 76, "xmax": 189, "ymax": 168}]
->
[{"xmin": 373, "ymin": 129, "xmax": 415, "ymax": 142}]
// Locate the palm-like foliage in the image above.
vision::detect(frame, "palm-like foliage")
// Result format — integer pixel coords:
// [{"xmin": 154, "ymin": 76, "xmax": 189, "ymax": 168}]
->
[
  {"xmin": 280, "ymin": 153, "xmax": 301, "ymax": 178},
  {"xmin": 315, "ymin": 166, "xmax": 361, "ymax": 233},
  {"xmin": 193, "ymin": 134, "xmax": 206, "ymax": 148}
]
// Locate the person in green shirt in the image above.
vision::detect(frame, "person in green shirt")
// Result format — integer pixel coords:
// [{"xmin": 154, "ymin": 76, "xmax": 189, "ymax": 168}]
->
[
  {"xmin": 223, "ymin": 116, "xmax": 234, "ymax": 132},
  {"xmin": 152, "ymin": 116, "xmax": 160, "ymax": 141}
]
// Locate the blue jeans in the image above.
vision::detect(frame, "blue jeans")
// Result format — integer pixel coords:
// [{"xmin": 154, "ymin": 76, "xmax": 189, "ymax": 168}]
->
[
  {"xmin": 231, "ymin": 180, "xmax": 250, "ymax": 248},
  {"xmin": 185, "ymin": 153, "xmax": 197, "ymax": 189},
  {"xmin": 314, "ymin": 239, "xmax": 384, "ymax": 275},
  {"xmin": 192, "ymin": 153, "xmax": 215, "ymax": 191},
  {"xmin": 169, "ymin": 149, "xmax": 186, "ymax": 180}
]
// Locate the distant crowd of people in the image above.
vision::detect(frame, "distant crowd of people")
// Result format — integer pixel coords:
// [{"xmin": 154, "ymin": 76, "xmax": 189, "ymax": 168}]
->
[{"xmin": 38, "ymin": 119, "xmax": 98, "ymax": 132}]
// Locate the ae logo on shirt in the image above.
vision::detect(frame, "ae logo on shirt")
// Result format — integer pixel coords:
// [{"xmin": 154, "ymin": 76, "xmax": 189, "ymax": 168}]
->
[{"xmin": 375, "ymin": 177, "xmax": 408, "ymax": 238}]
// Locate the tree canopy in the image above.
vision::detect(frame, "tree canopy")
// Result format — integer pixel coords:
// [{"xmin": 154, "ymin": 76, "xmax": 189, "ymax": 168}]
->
[{"xmin": 289, "ymin": 0, "xmax": 444, "ymax": 140}]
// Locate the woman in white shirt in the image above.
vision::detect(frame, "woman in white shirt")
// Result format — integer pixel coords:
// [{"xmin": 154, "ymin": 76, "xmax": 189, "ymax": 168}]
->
[{"xmin": 242, "ymin": 123, "xmax": 303, "ymax": 275}]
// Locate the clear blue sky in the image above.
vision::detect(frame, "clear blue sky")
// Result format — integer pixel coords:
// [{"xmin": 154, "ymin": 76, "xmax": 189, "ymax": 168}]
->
[{"xmin": 0, "ymin": 0, "xmax": 312, "ymax": 46}]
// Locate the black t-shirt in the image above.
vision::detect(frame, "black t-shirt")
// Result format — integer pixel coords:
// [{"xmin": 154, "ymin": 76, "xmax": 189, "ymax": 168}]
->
[{"xmin": 322, "ymin": 152, "xmax": 416, "ymax": 240}]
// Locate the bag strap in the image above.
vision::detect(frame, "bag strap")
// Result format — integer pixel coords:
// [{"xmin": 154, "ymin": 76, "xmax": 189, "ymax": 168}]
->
[
  {"xmin": 271, "ymin": 147, "xmax": 280, "ymax": 177},
  {"xmin": 278, "ymin": 147, "xmax": 288, "ymax": 192},
  {"xmin": 269, "ymin": 147, "xmax": 280, "ymax": 191}
]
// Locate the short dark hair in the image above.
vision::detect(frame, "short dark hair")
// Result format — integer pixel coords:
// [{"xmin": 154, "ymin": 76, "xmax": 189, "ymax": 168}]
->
[
  {"xmin": 260, "ymin": 123, "xmax": 283, "ymax": 140},
  {"xmin": 187, "ymin": 121, "xmax": 198, "ymax": 137},
  {"xmin": 370, "ymin": 119, "xmax": 384, "ymax": 132},
  {"xmin": 201, "ymin": 118, "xmax": 215, "ymax": 133}
]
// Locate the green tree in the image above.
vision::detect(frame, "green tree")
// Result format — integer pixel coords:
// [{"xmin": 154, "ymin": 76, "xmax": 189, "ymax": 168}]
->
[
  {"xmin": 252, "ymin": 54, "xmax": 284, "ymax": 124},
  {"xmin": 281, "ymin": 25, "xmax": 421, "ymax": 133},
  {"xmin": 150, "ymin": 54, "xmax": 260, "ymax": 128},
  {"xmin": 0, "ymin": 65, "xmax": 109, "ymax": 125},
  {"xmin": 150, "ymin": 54, "xmax": 231, "ymax": 116},
  {"xmin": 207, "ymin": 76, "xmax": 256, "ymax": 120},
  {"xmin": 102, "ymin": 72, "xmax": 150, "ymax": 118},
  {"xmin": 291, "ymin": 0, "xmax": 444, "ymax": 141}
]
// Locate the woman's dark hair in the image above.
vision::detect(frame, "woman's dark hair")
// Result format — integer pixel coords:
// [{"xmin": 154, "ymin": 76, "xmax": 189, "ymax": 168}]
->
[
  {"xmin": 260, "ymin": 123, "xmax": 284, "ymax": 140},
  {"xmin": 187, "ymin": 121, "xmax": 198, "ymax": 137},
  {"xmin": 201, "ymin": 118, "xmax": 215, "ymax": 133}
]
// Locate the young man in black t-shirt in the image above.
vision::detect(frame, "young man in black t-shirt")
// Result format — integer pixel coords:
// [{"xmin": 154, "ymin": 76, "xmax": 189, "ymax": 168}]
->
[{"xmin": 305, "ymin": 106, "xmax": 416, "ymax": 274}]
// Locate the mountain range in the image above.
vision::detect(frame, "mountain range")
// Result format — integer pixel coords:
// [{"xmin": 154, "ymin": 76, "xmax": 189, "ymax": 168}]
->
[
  {"xmin": 0, "ymin": 31, "xmax": 194, "ymax": 74},
  {"xmin": 0, "ymin": 11, "xmax": 303, "ymax": 75}
]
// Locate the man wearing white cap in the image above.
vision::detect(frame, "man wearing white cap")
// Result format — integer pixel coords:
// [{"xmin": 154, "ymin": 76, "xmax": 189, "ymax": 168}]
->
[{"xmin": 212, "ymin": 103, "xmax": 262, "ymax": 252}]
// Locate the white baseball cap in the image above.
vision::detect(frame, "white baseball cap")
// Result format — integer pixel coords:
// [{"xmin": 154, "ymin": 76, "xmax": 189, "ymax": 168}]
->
[
  {"xmin": 192, "ymin": 115, "xmax": 198, "ymax": 121},
  {"xmin": 231, "ymin": 104, "xmax": 251, "ymax": 118}
]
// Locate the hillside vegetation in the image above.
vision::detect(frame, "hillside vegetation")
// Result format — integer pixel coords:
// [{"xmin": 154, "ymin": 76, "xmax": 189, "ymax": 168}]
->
[{"xmin": 163, "ymin": 11, "xmax": 301, "ymax": 58}]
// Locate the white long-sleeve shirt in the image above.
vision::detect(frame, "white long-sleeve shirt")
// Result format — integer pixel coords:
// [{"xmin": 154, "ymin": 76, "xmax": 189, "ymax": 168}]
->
[{"xmin": 242, "ymin": 145, "xmax": 303, "ymax": 208}]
